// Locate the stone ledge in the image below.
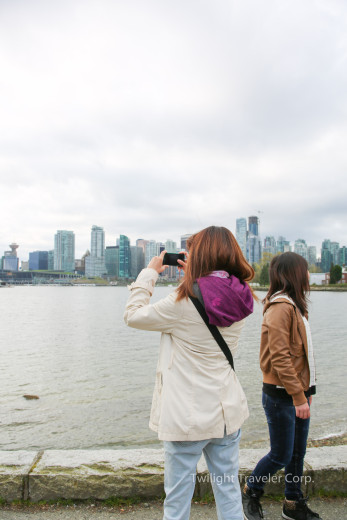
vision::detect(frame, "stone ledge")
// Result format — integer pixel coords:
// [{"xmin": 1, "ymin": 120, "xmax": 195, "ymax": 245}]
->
[{"xmin": 0, "ymin": 446, "xmax": 345, "ymax": 502}]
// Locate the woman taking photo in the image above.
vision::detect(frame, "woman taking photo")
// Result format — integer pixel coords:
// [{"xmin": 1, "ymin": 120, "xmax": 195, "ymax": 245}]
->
[
  {"xmin": 242, "ymin": 252, "xmax": 322, "ymax": 520},
  {"xmin": 124, "ymin": 226, "xmax": 255, "ymax": 520}
]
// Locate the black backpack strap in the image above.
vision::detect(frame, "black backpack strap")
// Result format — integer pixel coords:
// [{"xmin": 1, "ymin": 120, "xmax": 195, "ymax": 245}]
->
[{"xmin": 189, "ymin": 294, "xmax": 235, "ymax": 371}]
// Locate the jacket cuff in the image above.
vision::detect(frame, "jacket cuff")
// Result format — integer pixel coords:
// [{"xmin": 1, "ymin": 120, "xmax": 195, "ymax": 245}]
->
[
  {"xmin": 127, "ymin": 268, "xmax": 159, "ymax": 295},
  {"xmin": 291, "ymin": 390, "xmax": 307, "ymax": 406}
]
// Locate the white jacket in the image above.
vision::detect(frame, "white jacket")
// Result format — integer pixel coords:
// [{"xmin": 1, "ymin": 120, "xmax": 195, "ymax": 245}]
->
[{"xmin": 124, "ymin": 268, "xmax": 249, "ymax": 441}]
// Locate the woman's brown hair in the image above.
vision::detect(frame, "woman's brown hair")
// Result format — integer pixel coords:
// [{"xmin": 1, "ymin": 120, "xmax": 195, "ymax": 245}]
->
[
  {"xmin": 176, "ymin": 225, "xmax": 256, "ymax": 301},
  {"xmin": 265, "ymin": 252, "xmax": 310, "ymax": 315}
]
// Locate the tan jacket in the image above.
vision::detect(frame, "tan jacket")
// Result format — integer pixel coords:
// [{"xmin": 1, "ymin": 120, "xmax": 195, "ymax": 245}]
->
[
  {"xmin": 124, "ymin": 268, "xmax": 249, "ymax": 441},
  {"xmin": 260, "ymin": 297, "xmax": 310, "ymax": 406}
]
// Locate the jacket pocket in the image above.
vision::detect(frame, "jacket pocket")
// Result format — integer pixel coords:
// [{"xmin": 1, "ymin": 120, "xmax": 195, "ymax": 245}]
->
[{"xmin": 290, "ymin": 343, "xmax": 304, "ymax": 357}]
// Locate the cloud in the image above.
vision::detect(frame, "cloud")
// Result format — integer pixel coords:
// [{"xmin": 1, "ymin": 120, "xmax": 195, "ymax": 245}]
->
[{"xmin": 0, "ymin": 0, "xmax": 347, "ymax": 259}]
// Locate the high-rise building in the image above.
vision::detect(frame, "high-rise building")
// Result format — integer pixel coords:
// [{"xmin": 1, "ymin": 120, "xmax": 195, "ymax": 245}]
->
[
  {"xmin": 246, "ymin": 216, "xmax": 261, "ymax": 264},
  {"xmin": 276, "ymin": 236, "xmax": 291, "ymax": 253},
  {"xmin": 85, "ymin": 226, "xmax": 106, "ymax": 277},
  {"xmin": 236, "ymin": 218, "xmax": 247, "ymax": 257},
  {"xmin": 2, "ymin": 243, "xmax": 20, "ymax": 271},
  {"xmin": 48, "ymin": 250, "xmax": 54, "ymax": 270},
  {"xmin": 29, "ymin": 251, "xmax": 48, "ymax": 270},
  {"xmin": 339, "ymin": 246, "xmax": 347, "ymax": 266},
  {"xmin": 165, "ymin": 240, "xmax": 177, "ymax": 253},
  {"xmin": 321, "ymin": 239, "xmax": 332, "ymax": 272},
  {"xmin": 248, "ymin": 216, "xmax": 259, "ymax": 237},
  {"xmin": 263, "ymin": 236, "xmax": 276, "ymax": 256},
  {"xmin": 308, "ymin": 246, "xmax": 317, "ymax": 265},
  {"xmin": 54, "ymin": 231, "xmax": 75, "ymax": 272},
  {"xmin": 119, "ymin": 235, "xmax": 130, "ymax": 278},
  {"xmin": 180, "ymin": 234, "xmax": 192, "ymax": 251},
  {"xmin": 330, "ymin": 242, "xmax": 340, "ymax": 265},
  {"xmin": 129, "ymin": 246, "xmax": 145, "ymax": 278},
  {"xmin": 136, "ymin": 239, "xmax": 148, "ymax": 254},
  {"xmin": 247, "ymin": 235, "xmax": 262, "ymax": 265},
  {"xmin": 105, "ymin": 246, "xmax": 119, "ymax": 277},
  {"xmin": 145, "ymin": 240, "xmax": 157, "ymax": 265},
  {"xmin": 156, "ymin": 242, "xmax": 165, "ymax": 255},
  {"xmin": 294, "ymin": 239, "xmax": 308, "ymax": 261}
]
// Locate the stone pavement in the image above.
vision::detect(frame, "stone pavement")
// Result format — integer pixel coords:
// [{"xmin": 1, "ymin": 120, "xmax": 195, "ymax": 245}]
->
[{"xmin": 0, "ymin": 498, "xmax": 346, "ymax": 519}]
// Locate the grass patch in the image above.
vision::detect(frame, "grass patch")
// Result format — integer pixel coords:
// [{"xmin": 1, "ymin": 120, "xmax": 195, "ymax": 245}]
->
[{"xmin": 315, "ymin": 489, "xmax": 347, "ymax": 498}]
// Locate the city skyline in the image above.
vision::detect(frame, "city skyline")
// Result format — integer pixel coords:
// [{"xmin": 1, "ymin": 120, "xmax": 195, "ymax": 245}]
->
[
  {"xmin": 2, "ymin": 221, "xmax": 346, "ymax": 265},
  {"xmin": 1, "ymin": 1, "xmax": 347, "ymax": 259}
]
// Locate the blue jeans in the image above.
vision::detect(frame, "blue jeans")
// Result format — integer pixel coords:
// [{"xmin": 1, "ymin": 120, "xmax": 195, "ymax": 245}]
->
[
  {"xmin": 247, "ymin": 392, "xmax": 310, "ymax": 500},
  {"xmin": 164, "ymin": 429, "xmax": 243, "ymax": 520}
]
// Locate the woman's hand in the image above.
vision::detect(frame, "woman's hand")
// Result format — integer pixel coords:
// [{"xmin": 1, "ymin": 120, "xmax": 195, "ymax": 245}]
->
[
  {"xmin": 148, "ymin": 250, "xmax": 168, "ymax": 274},
  {"xmin": 295, "ymin": 402, "xmax": 310, "ymax": 419},
  {"xmin": 177, "ymin": 251, "xmax": 188, "ymax": 272}
]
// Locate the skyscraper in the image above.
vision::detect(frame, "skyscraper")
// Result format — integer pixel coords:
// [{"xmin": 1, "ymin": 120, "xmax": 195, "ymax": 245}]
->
[
  {"xmin": 180, "ymin": 234, "xmax": 192, "ymax": 251},
  {"xmin": 236, "ymin": 218, "xmax": 247, "ymax": 257},
  {"xmin": 246, "ymin": 216, "xmax": 262, "ymax": 264},
  {"xmin": 248, "ymin": 216, "xmax": 259, "ymax": 236},
  {"xmin": 105, "ymin": 246, "xmax": 119, "ymax": 277},
  {"xmin": 145, "ymin": 240, "xmax": 157, "ymax": 265},
  {"xmin": 263, "ymin": 236, "xmax": 276, "ymax": 256},
  {"xmin": 85, "ymin": 226, "xmax": 106, "ymax": 277},
  {"xmin": 321, "ymin": 239, "xmax": 332, "ymax": 272},
  {"xmin": 294, "ymin": 239, "xmax": 308, "ymax": 261},
  {"xmin": 308, "ymin": 246, "xmax": 317, "ymax": 265},
  {"xmin": 54, "ymin": 231, "xmax": 75, "ymax": 272},
  {"xmin": 119, "ymin": 235, "xmax": 130, "ymax": 278}
]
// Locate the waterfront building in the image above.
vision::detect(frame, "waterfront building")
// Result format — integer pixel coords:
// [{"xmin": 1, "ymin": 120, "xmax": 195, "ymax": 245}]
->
[
  {"xmin": 2, "ymin": 243, "xmax": 20, "ymax": 271},
  {"xmin": 54, "ymin": 231, "xmax": 75, "ymax": 272},
  {"xmin": 180, "ymin": 234, "xmax": 192, "ymax": 251},
  {"xmin": 263, "ymin": 236, "xmax": 276, "ymax": 256},
  {"xmin": 339, "ymin": 246, "xmax": 347, "ymax": 266},
  {"xmin": 294, "ymin": 239, "xmax": 308, "ymax": 261},
  {"xmin": 105, "ymin": 246, "xmax": 119, "ymax": 277},
  {"xmin": 330, "ymin": 242, "xmax": 340, "ymax": 265},
  {"xmin": 236, "ymin": 218, "xmax": 247, "ymax": 257},
  {"xmin": 21, "ymin": 260, "xmax": 29, "ymax": 271},
  {"xmin": 145, "ymin": 240, "xmax": 157, "ymax": 265},
  {"xmin": 29, "ymin": 251, "xmax": 48, "ymax": 270},
  {"xmin": 48, "ymin": 250, "xmax": 54, "ymax": 270},
  {"xmin": 130, "ymin": 246, "xmax": 145, "ymax": 278},
  {"xmin": 85, "ymin": 226, "xmax": 106, "ymax": 277},
  {"xmin": 119, "ymin": 235, "xmax": 130, "ymax": 278},
  {"xmin": 308, "ymin": 246, "xmax": 317, "ymax": 266},
  {"xmin": 321, "ymin": 239, "xmax": 332, "ymax": 272}
]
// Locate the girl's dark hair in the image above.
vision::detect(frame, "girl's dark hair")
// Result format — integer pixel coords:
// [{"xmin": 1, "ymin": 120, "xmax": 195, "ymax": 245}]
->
[
  {"xmin": 176, "ymin": 225, "xmax": 256, "ymax": 301},
  {"xmin": 265, "ymin": 252, "xmax": 309, "ymax": 315}
]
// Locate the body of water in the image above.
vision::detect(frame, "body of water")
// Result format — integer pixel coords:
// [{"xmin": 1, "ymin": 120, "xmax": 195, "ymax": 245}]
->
[{"xmin": 0, "ymin": 286, "xmax": 346, "ymax": 450}]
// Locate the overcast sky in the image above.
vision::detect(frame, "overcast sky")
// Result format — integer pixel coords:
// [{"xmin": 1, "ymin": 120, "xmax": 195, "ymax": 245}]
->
[{"xmin": 1, "ymin": 0, "xmax": 346, "ymax": 260}]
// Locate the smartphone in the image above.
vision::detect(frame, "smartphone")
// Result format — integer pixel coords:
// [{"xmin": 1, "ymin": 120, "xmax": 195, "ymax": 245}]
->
[{"xmin": 163, "ymin": 252, "xmax": 185, "ymax": 266}]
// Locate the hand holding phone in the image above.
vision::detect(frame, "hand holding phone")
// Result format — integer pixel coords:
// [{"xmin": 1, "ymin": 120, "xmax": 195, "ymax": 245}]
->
[{"xmin": 162, "ymin": 252, "xmax": 186, "ymax": 266}]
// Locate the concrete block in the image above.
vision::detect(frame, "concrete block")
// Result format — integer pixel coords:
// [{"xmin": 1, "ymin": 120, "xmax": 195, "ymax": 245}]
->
[
  {"xmin": 29, "ymin": 449, "xmax": 165, "ymax": 502},
  {"xmin": 305, "ymin": 446, "xmax": 347, "ymax": 494},
  {"xmin": 0, "ymin": 451, "xmax": 38, "ymax": 501}
]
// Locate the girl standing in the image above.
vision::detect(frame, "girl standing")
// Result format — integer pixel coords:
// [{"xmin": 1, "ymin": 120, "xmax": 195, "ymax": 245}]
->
[
  {"xmin": 124, "ymin": 226, "xmax": 256, "ymax": 520},
  {"xmin": 242, "ymin": 252, "xmax": 322, "ymax": 520}
]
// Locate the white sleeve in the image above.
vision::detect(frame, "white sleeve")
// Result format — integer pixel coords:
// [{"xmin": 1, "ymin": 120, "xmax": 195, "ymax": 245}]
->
[{"xmin": 123, "ymin": 268, "xmax": 182, "ymax": 333}]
